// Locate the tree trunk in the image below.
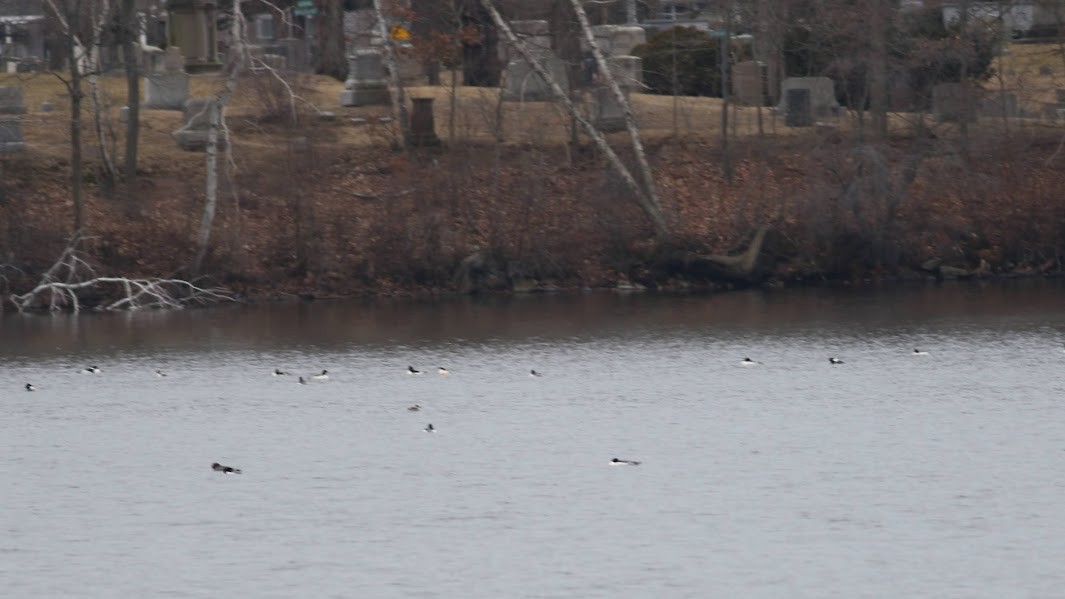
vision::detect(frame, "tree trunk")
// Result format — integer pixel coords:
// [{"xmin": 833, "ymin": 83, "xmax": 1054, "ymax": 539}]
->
[
  {"xmin": 122, "ymin": 0, "xmax": 139, "ymax": 181},
  {"xmin": 372, "ymin": 0, "xmax": 411, "ymax": 147},
  {"xmin": 480, "ymin": 0, "xmax": 669, "ymax": 237},
  {"xmin": 193, "ymin": 0, "xmax": 245, "ymax": 276},
  {"xmin": 67, "ymin": 2, "xmax": 85, "ymax": 235},
  {"xmin": 315, "ymin": 0, "xmax": 348, "ymax": 81},
  {"xmin": 86, "ymin": 0, "xmax": 118, "ymax": 191},
  {"xmin": 566, "ymin": 0, "xmax": 667, "ymax": 231}
]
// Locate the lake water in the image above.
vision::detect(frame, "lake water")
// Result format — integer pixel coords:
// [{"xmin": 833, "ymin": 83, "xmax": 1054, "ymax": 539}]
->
[{"xmin": 3, "ymin": 282, "xmax": 1065, "ymax": 598}]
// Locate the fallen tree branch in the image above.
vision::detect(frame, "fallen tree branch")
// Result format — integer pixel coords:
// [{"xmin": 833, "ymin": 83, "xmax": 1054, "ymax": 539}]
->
[
  {"xmin": 10, "ymin": 277, "xmax": 236, "ymax": 313},
  {"xmin": 6, "ymin": 235, "xmax": 235, "ymax": 313},
  {"xmin": 684, "ymin": 225, "xmax": 770, "ymax": 280}
]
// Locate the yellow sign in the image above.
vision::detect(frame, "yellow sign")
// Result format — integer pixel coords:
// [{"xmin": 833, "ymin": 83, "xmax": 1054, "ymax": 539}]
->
[{"xmin": 390, "ymin": 25, "xmax": 411, "ymax": 41}]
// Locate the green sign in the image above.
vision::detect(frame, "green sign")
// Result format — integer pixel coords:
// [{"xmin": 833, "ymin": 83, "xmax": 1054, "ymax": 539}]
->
[
  {"xmin": 294, "ymin": 6, "xmax": 318, "ymax": 16},
  {"xmin": 296, "ymin": 0, "xmax": 314, "ymax": 6}
]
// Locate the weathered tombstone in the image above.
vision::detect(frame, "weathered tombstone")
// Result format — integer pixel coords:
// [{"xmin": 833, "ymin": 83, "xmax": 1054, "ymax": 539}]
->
[
  {"xmin": 503, "ymin": 20, "xmax": 568, "ymax": 102},
  {"xmin": 778, "ymin": 77, "xmax": 839, "ymax": 118},
  {"xmin": 734, "ymin": 61, "xmax": 768, "ymax": 106},
  {"xmin": 590, "ymin": 25, "xmax": 646, "ymax": 57},
  {"xmin": 340, "ymin": 48, "xmax": 390, "ymax": 107},
  {"xmin": 145, "ymin": 48, "xmax": 190, "ymax": 110},
  {"xmin": 166, "ymin": 0, "xmax": 220, "ymax": 72},
  {"xmin": 933, "ymin": 82, "xmax": 977, "ymax": 123},
  {"xmin": 0, "ymin": 87, "xmax": 27, "ymax": 115},
  {"xmin": 119, "ymin": 106, "xmax": 130, "ymax": 123},
  {"xmin": 409, "ymin": 98, "xmax": 440, "ymax": 146},
  {"xmin": 607, "ymin": 55, "xmax": 643, "ymax": 89},
  {"xmin": 39, "ymin": 101, "xmax": 53, "ymax": 113},
  {"xmin": 259, "ymin": 53, "xmax": 287, "ymax": 73},
  {"xmin": 0, "ymin": 118, "xmax": 26, "ymax": 152},
  {"xmin": 785, "ymin": 88, "xmax": 813, "ymax": 127},
  {"xmin": 173, "ymin": 98, "xmax": 218, "ymax": 151},
  {"xmin": 593, "ymin": 87, "xmax": 627, "ymax": 132},
  {"xmin": 254, "ymin": 13, "xmax": 275, "ymax": 42}
]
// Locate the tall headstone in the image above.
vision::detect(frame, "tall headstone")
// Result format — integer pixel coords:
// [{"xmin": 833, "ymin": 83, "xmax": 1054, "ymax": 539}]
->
[
  {"xmin": 593, "ymin": 87, "xmax": 628, "ymax": 133},
  {"xmin": 173, "ymin": 98, "xmax": 219, "ymax": 151},
  {"xmin": 0, "ymin": 87, "xmax": 28, "ymax": 115},
  {"xmin": 166, "ymin": 0, "xmax": 221, "ymax": 72},
  {"xmin": 589, "ymin": 25, "xmax": 646, "ymax": 57},
  {"xmin": 145, "ymin": 47, "xmax": 190, "ymax": 110},
  {"xmin": 409, "ymin": 98, "xmax": 440, "ymax": 146},
  {"xmin": 734, "ymin": 61, "xmax": 768, "ymax": 106},
  {"xmin": 778, "ymin": 77, "xmax": 839, "ymax": 119},
  {"xmin": 785, "ymin": 88, "xmax": 813, "ymax": 127},
  {"xmin": 0, "ymin": 118, "xmax": 25, "ymax": 152},
  {"xmin": 340, "ymin": 48, "xmax": 390, "ymax": 107},
  {"xmin": 502, "ymin": 20, "xmax": 568, "ymax": 102}
]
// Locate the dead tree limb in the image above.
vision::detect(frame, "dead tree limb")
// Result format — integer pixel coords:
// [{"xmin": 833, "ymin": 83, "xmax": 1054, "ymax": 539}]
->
[{"xmin": 684, "ymin": 225, "xmax": 770, "ymax": 280}]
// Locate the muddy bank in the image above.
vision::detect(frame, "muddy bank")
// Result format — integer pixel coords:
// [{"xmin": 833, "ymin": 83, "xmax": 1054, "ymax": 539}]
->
[{"xmin": 3, "ymin": 130, "xmax": 1064, "ymax": 308}]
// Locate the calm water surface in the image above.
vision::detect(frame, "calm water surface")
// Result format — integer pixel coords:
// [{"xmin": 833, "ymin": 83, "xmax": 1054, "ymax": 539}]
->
[{"xmin": 3, "ymin": 282, "xmax": 1065, "ymax": 598}]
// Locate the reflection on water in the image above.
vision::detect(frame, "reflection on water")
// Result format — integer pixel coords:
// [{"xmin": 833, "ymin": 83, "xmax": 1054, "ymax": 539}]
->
[
  {"xmin": 3, "ymin": 280, "xmax": 1065, "ymax": 598},
  {"xmin": 4, "ymin": 280, "xmax": 1065, "ymax": 358}
]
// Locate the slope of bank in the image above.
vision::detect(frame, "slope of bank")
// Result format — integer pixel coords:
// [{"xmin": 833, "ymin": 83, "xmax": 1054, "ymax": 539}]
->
[{"xmin": 2, "ymin": 77, "xmax": 1065, "ymax": 307}]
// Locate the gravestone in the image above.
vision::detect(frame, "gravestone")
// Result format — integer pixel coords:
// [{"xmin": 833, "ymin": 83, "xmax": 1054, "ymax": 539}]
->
[
  {"xmin": 409, "ymin": 98, "xmax": 440, "ymax": 146},
  {"xmin": 340, "ymin": 48, "xmax": 390, "ymax": 107},
  {"xmin": 119, "ymin": 106, "xmax": 130, "ymax": 123},
  {"xmin": 259, "ymin": 53, "xmax": 287, "ymax": 73},
  {"xmin": 503, "ymin": 20, "xmax": 568, "ymax": 102},
  {"xmin": 785, "ymin": 88, "xmax": 813, "ymax": 127},
  {"xmin": 167, "ymin": 0, "xmax": 220, "ymax": 72},
  {"xmin": 734, "ymin": 61, "xmax": 768, "ymax": 106},
  {"xmin": 39, "ymin": 101, "xmax": 54, "ymax": 113},
  {"xmin": 590, "ymin": 25, "xmax": 646, "ymax": 57},
  {"xmin": 0, "ymin": 118, "xmax": 25, "ymax": 152},
  {"xmin": 593, "ymin": 87, "xmax": 628, "ymax": 132},
  {"xmin": 0, "ymin": 87, "xmax": 27, "ymax": 115},
  {"xmin": 608, "ymin": 55, "xmax": 643, "ymax": 89},
  {"xmin": 145, "ymin": 48, "xmax": 190, "ymax": 110},
  {"xmin": 933, "ymin": 82, "xmax": 977, "ymax": 123},
  {"xmin": 173, "ymin": 98, "xmax": 219, "ymax": 151},
  {"xmin": 778, "ymin": 77, "xmax": 839, "ymax": 118}
]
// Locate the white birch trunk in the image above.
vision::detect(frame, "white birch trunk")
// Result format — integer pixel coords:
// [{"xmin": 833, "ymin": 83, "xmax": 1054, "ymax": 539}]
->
[
  {"xmin": 567, "ymin": 0, "xmax": 664, "ymax": 222},
  {"xmin": 372, "ymin": 0, "xmax": 410, "ymax": 146},
  {"xmin": 479, "ymin": 0, "xmax": 669, "ymax": 236},
  {"xmin": 86, "ymin": 0, "xmax": 118, "ymax": 185},
  {"xmin": 193, "ymin": 0, "xmax": 246, "ymax": 275}
]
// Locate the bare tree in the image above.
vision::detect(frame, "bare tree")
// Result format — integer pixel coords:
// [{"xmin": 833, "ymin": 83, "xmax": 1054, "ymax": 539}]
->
[
  {"xmin": 373, "ymin": 0, "xmax": 411, "ymax": 146},
  {"xmin": 120, "ymin": 0, "xmax": 139, "ymax": 181},
  {"xmin": 192, "ymin": 0, "xmax": 248, "ymax": 276},
  {"xmin": 42, "ymin": 0, "xmax": 90, "ymax": 236}
]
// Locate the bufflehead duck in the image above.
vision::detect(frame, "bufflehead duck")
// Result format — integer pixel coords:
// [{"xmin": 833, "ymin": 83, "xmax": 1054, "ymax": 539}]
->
[
  {"xmin": 408, "ymin": 404, "xmax": 421, "ymax": 412},
  {"xmin": 155, "ymin": 369, "xmax": 167, "ymax": 378},
  {"xmin": 829, "ymin": 357, "xmax": 844, "ymax": 365},
  {"xmin": 298, "ymin": 376, "xmax": 308, "ymax": 385},
  {"xmin": 25, "ymin": 383, "xmax": 36, "ymax": 392},
  {"xmin": 272, "ymin": 368, "xmax": 287, "ymax": 376},
  {"xmin": 740, "ymin": 358, "xmax": 758, "ymax": 366},
  {"xmin": 313, "ymin": 370, "xmax": 329, "ymax": 380},
  {"xmin": 530, "ymin": 369, "xmax": 542, "ymax": 377},
  {"xmin": 912, "ymin": 349, "xmax": 928, "ymax": 356},
  {"xmin": 83, "ymin": 366, "xmax": 101, "ymax": 374},
  {"xmin": 424, "ymin": 423, "xmax": 435, "ymax": 432},
  {"xmin": 611, "ymin": 458, "xmax": 641, "ymax": 466},
  {"xmin": 211, "ymin": 462, "xmax": 242, "ymax": 474},
  {"xmin": 437, "ymin": 367, "xmax": 449, "ymax": 376},
  {"xmin": 408, "ymin": 366, "xmax": 422, "ymax": 375}
]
